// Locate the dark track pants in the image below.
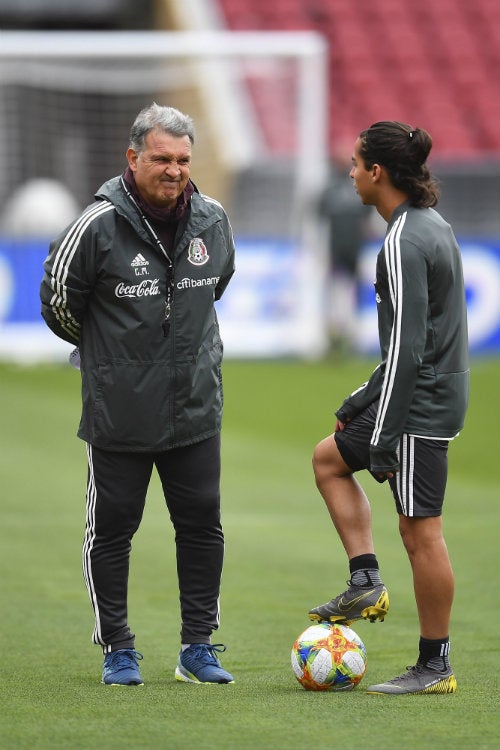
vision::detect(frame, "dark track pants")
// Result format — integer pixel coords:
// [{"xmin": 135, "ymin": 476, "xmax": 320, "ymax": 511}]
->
[{"xmin": 83, "ymin": 435, "xmax": 224, "ymax": 653}]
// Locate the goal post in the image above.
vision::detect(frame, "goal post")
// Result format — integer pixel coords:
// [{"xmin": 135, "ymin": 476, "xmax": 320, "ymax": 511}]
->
[{"xmin": 0, "ymin": 30, "xmax": 330, "ymax": 360}]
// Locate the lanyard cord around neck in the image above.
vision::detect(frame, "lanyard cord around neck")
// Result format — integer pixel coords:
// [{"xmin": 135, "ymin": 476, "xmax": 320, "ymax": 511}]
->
[{"xmin": 121, "ymin": 176, "xmax": 174, "ymax": 337}]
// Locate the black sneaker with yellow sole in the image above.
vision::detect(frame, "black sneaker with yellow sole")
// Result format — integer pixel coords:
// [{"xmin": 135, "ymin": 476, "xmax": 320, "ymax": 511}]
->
[{"xmin": 308, "ymin": 580, "xmax": 389, "ymax": 625}]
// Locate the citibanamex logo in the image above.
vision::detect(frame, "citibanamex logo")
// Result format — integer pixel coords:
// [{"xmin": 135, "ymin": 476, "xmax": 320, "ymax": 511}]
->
[{"xmin": 115, "ymin": 279, "xmax": 161, "ymax": 298}]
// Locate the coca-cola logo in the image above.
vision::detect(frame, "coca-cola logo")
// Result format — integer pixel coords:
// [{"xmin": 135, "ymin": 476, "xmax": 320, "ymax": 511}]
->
[{"xmin": 115, "ymin": 279, "xmax": 161, "ymax": 298}]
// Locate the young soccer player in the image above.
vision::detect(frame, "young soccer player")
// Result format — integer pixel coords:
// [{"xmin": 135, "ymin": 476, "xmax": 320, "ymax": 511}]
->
[{"xmin": 308, "ymin": 121, "xmax": 469, "ymax": 694}]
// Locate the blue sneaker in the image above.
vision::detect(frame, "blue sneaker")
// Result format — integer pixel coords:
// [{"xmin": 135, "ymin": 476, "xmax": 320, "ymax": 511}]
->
[
  {"xmin": 102, "ymin": 649, "xmax": 144, "ymax": 685},
  {"xmin": 175, "ymin": 644, "xmax": 234, "ymax": 684}
]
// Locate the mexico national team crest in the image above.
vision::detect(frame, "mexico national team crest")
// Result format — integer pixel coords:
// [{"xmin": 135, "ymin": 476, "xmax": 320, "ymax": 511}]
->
[{"xmin": 187, "ymin": 237, "xmax": 209, "ymax": 266}]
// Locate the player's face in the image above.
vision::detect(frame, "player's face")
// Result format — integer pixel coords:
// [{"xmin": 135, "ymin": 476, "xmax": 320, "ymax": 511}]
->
[
  {"xmin": 127, "ymin": 129, "xmax": 192, "ymax": 209},
  {"xmin": 350, "ymin": 137, "xmax": 375, "ymax": 205}
]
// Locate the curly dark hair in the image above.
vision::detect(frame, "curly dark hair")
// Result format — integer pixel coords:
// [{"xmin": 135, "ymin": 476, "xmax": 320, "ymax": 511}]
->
[{"xmin": 359, "ymin": 121, "xmax": 440, "ymax": 207}]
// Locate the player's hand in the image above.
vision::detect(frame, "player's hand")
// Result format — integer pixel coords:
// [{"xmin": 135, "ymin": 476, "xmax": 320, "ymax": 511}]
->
[
  {"xmin": 370, "ymin": 446, "xmax": 399, "ymax": 480},
  {"xmin": 376, "ymin": 471, "xmax": 395, "ymax": 480},
  {"xmin": 69, "ymin": 347, "xmax": 81, "ymax": 370},
  {"xmin": 334, "ymin": 419, "xmax": 345, "ymax": 432}
]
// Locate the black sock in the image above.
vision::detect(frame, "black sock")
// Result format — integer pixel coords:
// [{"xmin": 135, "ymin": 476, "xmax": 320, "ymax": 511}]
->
[
  {"xmin": 349, "ymin": 554, "xmax": 382, "ymax": 586},
  {"xmin": 418, "ymin": 636, "xmax": 451, "ymax": 671}
]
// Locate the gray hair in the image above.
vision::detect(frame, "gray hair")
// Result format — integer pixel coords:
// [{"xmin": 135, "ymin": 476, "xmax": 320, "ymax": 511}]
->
[{"xmin": 129, "ymin": 103, "xmax": 195, "ymax": 152}]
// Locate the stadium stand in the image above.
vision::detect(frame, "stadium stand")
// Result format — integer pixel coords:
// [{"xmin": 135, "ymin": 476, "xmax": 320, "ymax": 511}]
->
[
  {"xmin": 0, "ymin": 0, "xmax": 497, "ymax": 237},
  {"xmin": 217, "ymin": 0, "xmax": 500, "ymax": 160}
]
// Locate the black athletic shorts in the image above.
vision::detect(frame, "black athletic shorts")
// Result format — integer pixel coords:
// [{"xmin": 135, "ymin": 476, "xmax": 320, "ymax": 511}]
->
[{"xmin": 334, "ymin": 401, "xmax": 449, "ymax": 518}]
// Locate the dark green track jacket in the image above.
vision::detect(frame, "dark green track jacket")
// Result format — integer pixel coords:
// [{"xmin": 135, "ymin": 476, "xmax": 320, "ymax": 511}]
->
[
  {"xmin": 40, "ymin": 176, "xmax": 235, "ymax": 452},
  {"xmin": 336, "ymin": 201, "xmax": 470, "ymax": 474}
]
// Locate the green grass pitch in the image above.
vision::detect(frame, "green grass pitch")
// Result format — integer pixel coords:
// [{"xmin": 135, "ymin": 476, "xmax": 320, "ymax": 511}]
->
[{"xmin": 1, "ymin": 356, "xmax": 499, "ymax": 749}]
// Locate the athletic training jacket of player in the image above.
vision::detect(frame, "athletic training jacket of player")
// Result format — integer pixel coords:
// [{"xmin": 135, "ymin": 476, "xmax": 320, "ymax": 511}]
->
[
  {"xmin": 335, "ymin": 200, "xmax": 470, "ymax": 474},
  {"xmin": 40, "ymin": 176, "xmax": 235, "ymax": 452}
]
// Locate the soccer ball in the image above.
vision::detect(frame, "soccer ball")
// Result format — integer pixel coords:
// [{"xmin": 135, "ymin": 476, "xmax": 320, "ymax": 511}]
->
[{"xmin": 291, "ymin": 622, "xmax": 367, "ymax": 691}]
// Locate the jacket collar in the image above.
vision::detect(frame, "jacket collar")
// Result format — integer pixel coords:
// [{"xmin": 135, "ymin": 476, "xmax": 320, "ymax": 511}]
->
[
  {"xmin": 95, "ymin": 176, "xmax": 220, "ymax": 249},
  {"xmin": 122, "ymin": 167, "xmax": 195, "ymax": 224}
]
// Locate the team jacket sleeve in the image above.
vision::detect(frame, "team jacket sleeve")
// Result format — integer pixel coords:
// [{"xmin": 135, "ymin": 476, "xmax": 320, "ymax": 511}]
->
[
  {"xmin": 214, "ymin": 210, "xmax": 236, "ymax": 301},
  {"xmin": 40, "ymin": 209, "xmax": 96, "ymax": 345},
  {"xmin": 369, "ymin": 238, "xmax": 429, "ymax": 474},
  {"xmin": 335, "ymin": 364, "xmax": 384, "ymax": 423}
]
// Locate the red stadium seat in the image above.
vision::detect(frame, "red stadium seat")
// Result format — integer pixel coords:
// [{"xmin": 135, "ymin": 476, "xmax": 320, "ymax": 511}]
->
[{"xmin": 216, "ymin": 0, "xmax": 500, "ymax": 158}]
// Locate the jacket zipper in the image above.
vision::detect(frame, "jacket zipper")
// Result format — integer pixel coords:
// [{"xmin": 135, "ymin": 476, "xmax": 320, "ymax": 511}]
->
[{"xmin": 120, "ymin": 177, "xmax": 174, "ymax": 338}]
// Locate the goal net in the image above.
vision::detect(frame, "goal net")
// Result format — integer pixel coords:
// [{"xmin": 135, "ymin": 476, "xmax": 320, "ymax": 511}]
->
[{"xmin": 0, "ymin": 30, "xmax": 330, "ymax": 360}]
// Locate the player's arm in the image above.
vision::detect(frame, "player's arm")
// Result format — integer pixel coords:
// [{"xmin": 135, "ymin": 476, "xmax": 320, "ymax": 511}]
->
[
  {"xmin": 335, "ymin": 363, "xmax": 384, "ymax": 424},
  {"xmin": 369, "ymin": 240, "xmax": 428, "ymax": 474}
]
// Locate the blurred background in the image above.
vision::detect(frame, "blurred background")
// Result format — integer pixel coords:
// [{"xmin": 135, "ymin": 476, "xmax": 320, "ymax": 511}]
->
[
  {"xmin": 2, "ymin": 6, "xmax": 499, "ymax": 745},
  {"xmin": 0, "ymin": 0, "xmax": 499, "ymax": 361}
]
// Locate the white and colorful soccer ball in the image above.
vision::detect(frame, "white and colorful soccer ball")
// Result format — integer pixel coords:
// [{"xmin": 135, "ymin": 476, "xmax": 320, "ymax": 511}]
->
[{"xmin": 291, "ymin": 622, "xmax": 367, "ymax": 691}]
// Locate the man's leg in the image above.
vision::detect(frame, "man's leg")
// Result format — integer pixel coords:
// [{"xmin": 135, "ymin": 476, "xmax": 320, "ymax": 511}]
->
[
  {"xmin": 156, "ymin": 436, "xmax": 234, "ymax": 684},
  {"xmin": 83, "ymin": 445, "xmax": 152, "ymax": 652},
  {"xmin": 155, "ymin": 435, "xmax": 224, "ymax": 644}
]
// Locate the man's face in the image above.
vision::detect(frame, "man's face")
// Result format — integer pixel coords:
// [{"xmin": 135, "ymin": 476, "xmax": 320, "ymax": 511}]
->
[{"xmin": 126, "ymin": 129, "xmax": 192, "ymax": 209}]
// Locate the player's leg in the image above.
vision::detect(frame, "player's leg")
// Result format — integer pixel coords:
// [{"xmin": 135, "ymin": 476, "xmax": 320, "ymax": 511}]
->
[
  {"xmin": 155, "ymin": 435, "xmax": 233, "ymax": 683},
  {"xmin": 312, "ymin": 434, "xmax": 374, "ymax": 559},
  {"xmin": 367, "ymin": 437, "xmax": 456, "ymax": 694},
  {"xmin": 308, "ymin": 403, "xmax": 389, "ymax": 625},
  {"xmin": 392, "ymin": 435, "xmax": 454, "ymax": 642},
  {"xmin": 399, "ymin": 514, "xmax": 454, "ymax": 639},
  {"xmin": 84, "ymin": 444, "xmax": 152, "ymax": 684}
]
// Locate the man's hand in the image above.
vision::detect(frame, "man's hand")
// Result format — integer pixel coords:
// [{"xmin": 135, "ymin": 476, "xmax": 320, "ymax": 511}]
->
[
  {"xmin": 376, "ymin": 470, "xmax": 395, "ymax": 480},
  {"xmin": 370, "ymin": 445, "xmax": 399, "ymax": 480}
]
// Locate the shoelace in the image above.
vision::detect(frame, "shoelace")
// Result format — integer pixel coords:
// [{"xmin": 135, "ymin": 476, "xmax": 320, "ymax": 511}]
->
[
  {"xmin": 106, "ymin": 650, "xmax": 143, "ymax": 670},
  {"xmin": 389, "ymin": 665, "xmax": 424, "ymax": 683},
  {"xmin": 188, "ymin": 643, "xmax": 227, "ymax": 665}
]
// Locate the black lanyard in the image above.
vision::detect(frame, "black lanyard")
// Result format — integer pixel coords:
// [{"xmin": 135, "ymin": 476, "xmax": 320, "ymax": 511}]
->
[{"xmin": 121, "ymin": 178, "xmax": 174, "ymax": 337}]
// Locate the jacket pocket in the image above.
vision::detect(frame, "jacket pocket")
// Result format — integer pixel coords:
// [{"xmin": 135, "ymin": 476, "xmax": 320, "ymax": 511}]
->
[
  {"xmin": 172, "ymin": 342, "xmax": 223, "ymax": 442},
  {"xmin": 91, "ymin": 360, "xmax": 174, "ymax": 450}
]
